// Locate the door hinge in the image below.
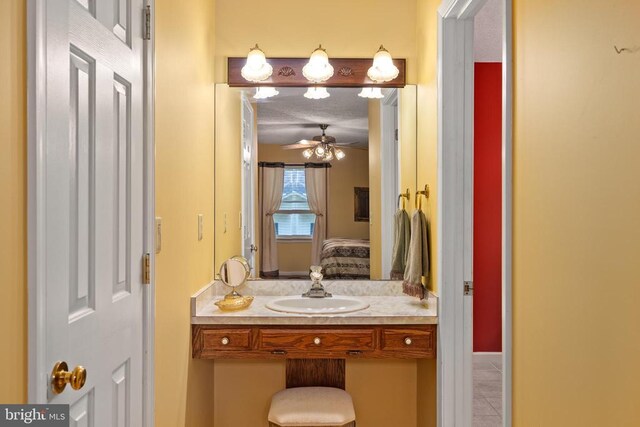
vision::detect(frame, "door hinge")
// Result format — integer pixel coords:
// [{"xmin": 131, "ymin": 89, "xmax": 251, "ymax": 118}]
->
[
  {"xmin": 142, "ymin": 253, "xmax": 151, "ymax": 284},
  {"xmin": 143, "ymin": 5, "xmax": 151, "ymax": 40},
  {"xmin": 464, "ymin": 281, "xmax": 474, "ymax": 296}
]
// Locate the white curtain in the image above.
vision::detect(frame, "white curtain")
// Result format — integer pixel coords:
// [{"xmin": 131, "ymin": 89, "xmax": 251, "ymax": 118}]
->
[
  {"xmin": 305, "ymin": 165, "xmax": 328, "ymax": 265},
  {"xmin": 259, "ymin": 164, "xmax": 284, "ymax": 277}
]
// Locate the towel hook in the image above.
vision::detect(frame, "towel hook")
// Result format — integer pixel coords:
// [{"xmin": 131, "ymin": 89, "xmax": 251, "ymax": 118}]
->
[
  {"xmin": 398, "ymin": 188, "xmax": 410, "ymax": 210},
  {"xmin": 415, "ymin": 184, "xmax": 430, "ymax": 211}
]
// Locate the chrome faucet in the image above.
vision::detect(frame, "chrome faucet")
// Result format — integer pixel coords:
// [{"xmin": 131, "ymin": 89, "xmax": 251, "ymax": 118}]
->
[{"xmin": 302, "ymin": 266, "xmax": 332, "ymax": 298}]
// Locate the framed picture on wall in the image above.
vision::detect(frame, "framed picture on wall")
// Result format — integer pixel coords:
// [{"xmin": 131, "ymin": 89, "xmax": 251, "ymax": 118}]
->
[{"xmin": 354, "ymin": 187, "xmax": 370, "ymax": 222}]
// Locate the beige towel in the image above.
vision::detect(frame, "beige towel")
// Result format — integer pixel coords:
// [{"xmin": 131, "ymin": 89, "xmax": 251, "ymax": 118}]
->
[
  {"xmin": 390, "ymin": 209, "xmax": 411, "ymax": 280},
  {"xmin": 403, "ymin": 210, "xmax": 430, "ymax": 299}
]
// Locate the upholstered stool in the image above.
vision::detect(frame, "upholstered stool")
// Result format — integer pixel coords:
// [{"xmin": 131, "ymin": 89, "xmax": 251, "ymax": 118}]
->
[{"xmin": 268, "ymin": 387, "xmax": 356, "ymax": 427}]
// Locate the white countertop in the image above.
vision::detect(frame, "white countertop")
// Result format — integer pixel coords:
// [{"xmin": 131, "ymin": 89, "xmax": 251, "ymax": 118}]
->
[{"xmin": 191, "ymin": 280, "xmax": 438, "ymax": 325}]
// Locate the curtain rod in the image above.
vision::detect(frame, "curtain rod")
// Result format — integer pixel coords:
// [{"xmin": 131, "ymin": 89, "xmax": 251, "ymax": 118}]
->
[{"xmin": 258, "ymin": 162, "xmax": 332, "ymax": 168}]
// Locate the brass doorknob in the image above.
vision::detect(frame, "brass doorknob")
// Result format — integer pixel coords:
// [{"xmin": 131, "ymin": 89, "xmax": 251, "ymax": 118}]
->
[{"xmin": 51, "ymin": 361, "xmax": 87, "ymax": 394}]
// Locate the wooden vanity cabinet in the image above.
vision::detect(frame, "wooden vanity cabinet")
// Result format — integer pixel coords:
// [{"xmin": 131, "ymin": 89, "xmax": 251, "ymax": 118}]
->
[{"xmin": 192, "ymin": 324, "xmax": 436, "ymax": 359}]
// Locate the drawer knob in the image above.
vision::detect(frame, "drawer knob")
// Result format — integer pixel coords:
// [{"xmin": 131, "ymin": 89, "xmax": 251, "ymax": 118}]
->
[
  {"xmin": 221, "ymin": 337, "xmax": 230, "ymax": 345},
  {"xmin": 313, "ymin": 337, "xmax": 322, "ymax": 345},
  {"xmin": 404, "ymin": 337, "xmax": 412, "ymax": 346}
]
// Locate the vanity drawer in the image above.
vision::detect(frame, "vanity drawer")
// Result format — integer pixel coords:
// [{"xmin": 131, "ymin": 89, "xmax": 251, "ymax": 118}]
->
[
  {"xmin": 381, "ymin": 327, "xmax": 435, "ymax": 356},
  {"xmin": 202, "ymin": 328, "xmax": 252, "ymax": 351},
  {"xmin": 259, "ymin": 329, "xmax": 376, "ymax": 353}
]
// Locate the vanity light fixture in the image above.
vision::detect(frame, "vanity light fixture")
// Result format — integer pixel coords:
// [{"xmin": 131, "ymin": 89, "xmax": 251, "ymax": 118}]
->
[
  {"xmin": 241, "ymin": 44, "xmax": 273, "ymax": 83},
  {"xmin": 358, "ymin": 87, "xmax": 385, "ymax": 99},
  {"xmin": 302, "ymin": 45, "xmax": 334, "ymax": 83},
  {"xmin": 367, "ymin": 45, "xmax": 400, "ymax": 83},
  {"xmin": 303, "ymin": 87, "xmax": 330, "ymax": 99},
  {"xmin": 253, "ymin": 87, "xmax": 279, "ymax": 99}
]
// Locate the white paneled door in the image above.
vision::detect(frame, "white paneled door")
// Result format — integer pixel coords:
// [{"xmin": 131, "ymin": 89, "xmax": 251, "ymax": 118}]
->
[{"xmin": 29, "ymin": 0, "xmax": 148, "ymax": 425}]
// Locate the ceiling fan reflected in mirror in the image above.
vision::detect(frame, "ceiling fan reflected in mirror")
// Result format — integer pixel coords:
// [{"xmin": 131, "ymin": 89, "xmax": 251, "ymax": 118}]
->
[{"xmin": 282, "ymin": 124, "xmax": 361, "ymax": 162}]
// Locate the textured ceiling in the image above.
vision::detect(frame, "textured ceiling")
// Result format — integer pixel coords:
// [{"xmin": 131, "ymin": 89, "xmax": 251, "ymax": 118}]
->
[
  {"xmin": 474, "ymin": 0, "xmax": 503, "ymax": 62},
  {"xmin": 256, "ymin": 87, "xmax": 369, "ymax": 147}
]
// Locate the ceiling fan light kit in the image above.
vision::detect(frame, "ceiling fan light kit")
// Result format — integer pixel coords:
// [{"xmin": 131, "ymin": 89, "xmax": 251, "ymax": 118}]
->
[{"xmin": 291, "ymin": 124, "xmax": 348, "ymax": 162}]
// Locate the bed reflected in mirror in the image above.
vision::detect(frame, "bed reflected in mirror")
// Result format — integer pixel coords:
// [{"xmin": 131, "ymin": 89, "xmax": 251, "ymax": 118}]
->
[{"xmin": 214, "ymin": 85, "xmax": 417, "ymax": 280}]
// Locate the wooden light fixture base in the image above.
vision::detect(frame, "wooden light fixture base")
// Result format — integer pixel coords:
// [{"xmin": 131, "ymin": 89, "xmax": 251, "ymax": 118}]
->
[{"xmin": 228, "ymin": 57, "xmax": 406, "ymax": 88}]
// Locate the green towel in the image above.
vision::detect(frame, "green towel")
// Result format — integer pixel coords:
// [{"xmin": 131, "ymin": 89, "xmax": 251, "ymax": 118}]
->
[
  {"xmin": 390, "ymin": 209, "xmax": 411, "ymax": 280},
  {"xmin": 403, "ymin": 210, "xmax": 430, "ymax": 299}
]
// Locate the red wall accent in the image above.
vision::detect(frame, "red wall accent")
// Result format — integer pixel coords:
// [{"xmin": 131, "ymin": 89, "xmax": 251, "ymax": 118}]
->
[{"xmin": 473, "ymin": 62, "xmax": 502, "ymax": 352}]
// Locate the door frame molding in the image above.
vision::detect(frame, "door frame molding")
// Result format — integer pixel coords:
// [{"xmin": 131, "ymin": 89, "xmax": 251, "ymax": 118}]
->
[
  {"xmin": 142, "ymin": 1, "xmax": 156, "ymax": 426},
  {"xmin": 437, "ymin": 0, "xmax": 513, "ymax": 425},
  {"xmin": 380, "ymin": 88, "xmax": 399, "ymax": 280},
  {"xmin": 26, "ymin": 0, "xmax": 49, "ymax": 404},
  {"xmin": 26, "ymin": 3, "xmax": 156, "ymax": 425}
]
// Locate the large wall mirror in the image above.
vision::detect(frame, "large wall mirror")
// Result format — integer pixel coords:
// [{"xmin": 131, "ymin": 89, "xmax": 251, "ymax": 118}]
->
[{"xmin": 214, "ymin": 84, "xmax": 417, "ymax": 280}]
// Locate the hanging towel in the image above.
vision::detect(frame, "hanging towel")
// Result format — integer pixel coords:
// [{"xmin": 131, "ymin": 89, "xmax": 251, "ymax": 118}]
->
[
  {"xmin": 403, "ymin": 210, "xmax": 430, "ymax": 299},
  {"xmin": 390, "ymin": 209, "xmax": 411, "ymax": 280}
]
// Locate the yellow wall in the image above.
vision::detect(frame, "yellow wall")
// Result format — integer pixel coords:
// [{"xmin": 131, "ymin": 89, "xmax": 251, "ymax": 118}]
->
[
  {"xmin": 258, "ymin": 144, "xmax": 370, "ymax": 273},
  {"xmin": 154, "ymin": 0, "xmax": 216, "ymax": 426},
  {"xmin": 213, "ymin": 84, "xmax": 243, "ymax": 272},
  {"xmin": 415, "ymin": 1, "xmax": 440, "ymax": 426},
  {"xmin": 214, "ymin": 0, "xmax": 418, "ymax": 84},
  {"xmin": 416, "ymin": 0, "xmax": 439, "ymax": 295},
  {"xmin": 368, "ymin": 100, "xmax": 382, "ymax": 280},
  {"xmin": 0, "ymin": 0, "xmax": 27, "ymax": 404},
  {"xmin": 513, "ymin": 1, "xmax": 640, "ymax": 425},
  {"xmin": 400, "ymin": 85, "xmax": 419, "ymax": 196},
  {"xmin": 325, "ymin": 149, "xmax": 370, "ymax": 240}
]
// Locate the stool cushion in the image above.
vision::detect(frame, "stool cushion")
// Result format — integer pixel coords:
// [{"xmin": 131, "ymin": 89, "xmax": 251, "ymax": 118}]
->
[{"xmin": 268, "ymin": 387, "xmax": 356, "ymax": 427}]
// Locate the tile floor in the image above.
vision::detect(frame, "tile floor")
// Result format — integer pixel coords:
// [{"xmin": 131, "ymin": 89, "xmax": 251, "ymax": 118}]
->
[{"xmin": 473, "ymin": 353, "xmax": 503, "ymax": 427}]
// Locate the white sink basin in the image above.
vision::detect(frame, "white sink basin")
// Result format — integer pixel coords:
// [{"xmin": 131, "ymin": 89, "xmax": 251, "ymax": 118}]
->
[{"xmin": 265, "ymin": 296, "xmax": 369, "ymax": 315}]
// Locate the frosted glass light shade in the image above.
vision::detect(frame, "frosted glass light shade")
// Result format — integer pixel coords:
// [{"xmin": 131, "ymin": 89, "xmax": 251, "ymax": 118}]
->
[
  {"xmin": 302, "ymin": 45, "xmax": 334, "ymax": 83},
  {"xmin": 367, "ymin": 45, "xmax": 399, "ymax": 83},
  {"xmin": 241, "ymin": 45, "xmax": 273, "ymax": 82},
  {"xmin": 315, "ymin": 145, "xmax": 326, "ymax": 156},
  {"xmin": 335, "ymin": 149, "xmax": 346, "ymax": 160},
  {"xmin": 253, "ymin": 87, "xmax": 279, "ymax": 99},
  {"xmin": 302, "ymin": 148, "xmax": 314, "ymax": 159},
  {"xmin": 304, "ymin": 87, "xmax": 330, "ymax": 99},
  {"xmin": 323, "ymin": 150, "xmax": 334, "ymax": 161},
  {"xmin": 358, "ymin": 87, "xmax": 384, "ymax": 99}
]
